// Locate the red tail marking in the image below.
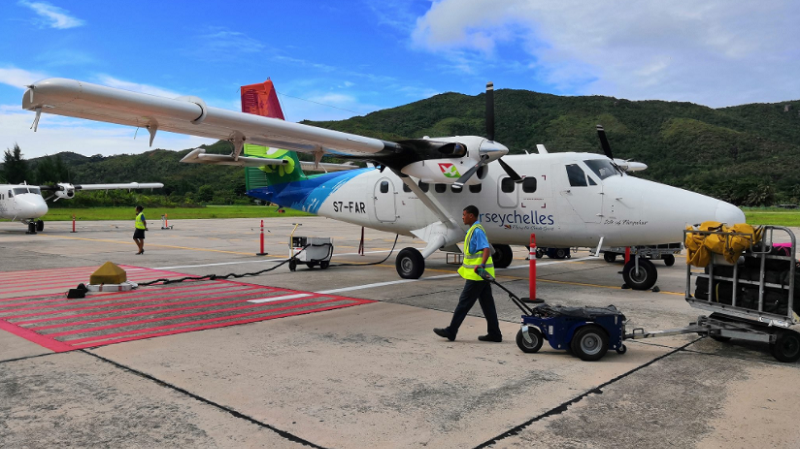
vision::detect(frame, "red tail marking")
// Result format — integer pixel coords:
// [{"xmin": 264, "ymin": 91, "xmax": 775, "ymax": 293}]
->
[{"xmin": 241, "ymin": 79, "xmax": 285, "ymax": 120}]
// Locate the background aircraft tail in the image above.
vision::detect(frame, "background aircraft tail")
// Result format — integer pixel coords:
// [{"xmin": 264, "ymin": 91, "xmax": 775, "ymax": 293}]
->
[{"xmin": 241, "ymin": 80, "xmax": 307, "ymax": 189}]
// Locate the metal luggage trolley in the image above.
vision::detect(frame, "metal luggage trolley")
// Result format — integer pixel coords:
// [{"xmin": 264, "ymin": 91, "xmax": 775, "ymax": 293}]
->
[{"xmin": 628, "ymin": 226, "xmax": 800, "ymax": 363}]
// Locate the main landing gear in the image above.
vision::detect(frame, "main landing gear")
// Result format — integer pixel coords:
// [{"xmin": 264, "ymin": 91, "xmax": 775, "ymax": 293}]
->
[
  {"xmin": 395, "ymin": 243, "xmax": 516, "ymax": 279},
  {"xmin": 622, "ymin": 257, "xmax": 658, "ymax": 291}
]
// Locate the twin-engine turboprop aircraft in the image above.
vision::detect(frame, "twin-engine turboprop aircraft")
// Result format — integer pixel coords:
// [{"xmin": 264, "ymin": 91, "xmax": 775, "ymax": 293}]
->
[
  {"xmin": 21, "ymin": 78, "xmax": 745, "ymax": 289},
  {"xmin": 0, "ymin": 182, "xmax": 163, "ymax": 233}
]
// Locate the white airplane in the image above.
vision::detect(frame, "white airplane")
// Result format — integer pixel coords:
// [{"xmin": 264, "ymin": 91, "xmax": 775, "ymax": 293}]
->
[
  {"xmin": 21, "ymin": 78, "xmax": 745, "ymax": 289},
  {"xmin": 0, "ymin": 181, "xmax": 163, "ymax": 234}
]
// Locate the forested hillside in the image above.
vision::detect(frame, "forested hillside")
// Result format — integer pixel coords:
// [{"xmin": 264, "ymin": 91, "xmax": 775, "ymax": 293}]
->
[{"xmin": 3, "ymin": 88, "xmax": 799, "ymax": 207}]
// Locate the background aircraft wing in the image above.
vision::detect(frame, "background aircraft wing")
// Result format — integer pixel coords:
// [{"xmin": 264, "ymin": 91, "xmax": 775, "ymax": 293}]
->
[{"xmin": 23, "ymin": 78, "xmax": 400, "ymax": 157}]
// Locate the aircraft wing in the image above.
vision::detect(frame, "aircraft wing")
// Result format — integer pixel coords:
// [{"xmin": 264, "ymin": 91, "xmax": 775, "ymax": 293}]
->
[
  {"xmin": 180, "ymin": 148, "xmax": 358, "ymax": 172},
  {"xmin": 72, "ymin": 182, "xmax": 164, "ymax": 191},
  {"xmin": 23, "ymin": 78, "xmax": 400, "ymax": 157}
]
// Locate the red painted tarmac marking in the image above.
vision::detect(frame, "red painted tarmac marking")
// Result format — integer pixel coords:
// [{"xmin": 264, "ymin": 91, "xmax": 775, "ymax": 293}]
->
[
  {"xmin": 0, "ymin": 282, "xmax": 228, "ymax": 309},
  {"xmin": 0, "ymin": 319, "xmax": 74, "ymax": 353},
  {"xmin": 0, "ymin": 286, "xmax": 260, "ymax": 320},
  {"xmin": 65, "ymin": 297, "xmax": 368, "ymax": 346},
  {"xmin": 0, "ymin": 283, "xmax": 241, "ymax": 315},
  {"xmin": 0, "ymin": 273, "xmax": 189, "ymax": 295}
]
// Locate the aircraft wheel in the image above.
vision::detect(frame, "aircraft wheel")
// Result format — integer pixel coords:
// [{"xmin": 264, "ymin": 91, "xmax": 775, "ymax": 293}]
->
[
  {"xmin": 603, "ymin": 252, "xmax": 617, "ymax": 263},
  {"xmin": 548, "ymin": 248, "xmax": 569, "ymax": 260},
  {"xmin": 27, "ymin": 222, "xmax": 37, "ymax": 234},
  {"xmin": 396, "ymin": 247, "xmax": 425, "ymax": 279},
  {"xmin": 36, "ymin": 220, "xmax": 44, "ymax": 232},
  {"xmin": 622, "ymin": 258, "xmax": 658, "ymax": 291},
  {"xmin": 570, "ymin": 325, "xmax": 609, "ymax": 361},
  {"xmin": 662, "ymin": 254, "xmax": 676, "ymax": 266},
  {"xmin": 493, "ymin": 244, "xmax": 513, "ymax": 268}
]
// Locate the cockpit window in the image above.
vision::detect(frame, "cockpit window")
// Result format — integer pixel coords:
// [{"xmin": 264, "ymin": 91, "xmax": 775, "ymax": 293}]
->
[
  {"xmin": 29, "ymin": 187, "xmax": 41, "ymax": 195},
  {"xmin": 584, "ymin": 159, "xmax": 620, "ymax": 180},
  {"xmin": 13, "ymin": 188, "xmax": 29, "ymax": 195},
  {"xmin": 566, "ymin": 164, "xmax": 588, "ymax": 187}
]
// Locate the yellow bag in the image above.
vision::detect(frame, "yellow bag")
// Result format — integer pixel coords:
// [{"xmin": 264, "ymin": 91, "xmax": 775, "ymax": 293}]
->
[
  {"xmin": 723, "ymin": 224, "xmax": 762, "ymax": 265},
  {"xmin": 685, "ymin": 222, "xmax": 762, "ymax": 267},
  {"xmin": 685, "ymin": 224, "xmax": 712, "ymax": 267}
]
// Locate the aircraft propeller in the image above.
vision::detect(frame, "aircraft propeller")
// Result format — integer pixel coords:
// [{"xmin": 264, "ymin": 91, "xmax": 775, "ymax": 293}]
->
[{"xmin": 596, "ymin": 124, "xmax": 613, "ymax": 159}]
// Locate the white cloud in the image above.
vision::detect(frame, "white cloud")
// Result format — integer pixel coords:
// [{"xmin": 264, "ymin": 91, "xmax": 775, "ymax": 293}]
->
[
  {"xmin": 412, "ymin": 0, "xmax": 800, "ymax": 106},
  {"xmin": 0, "ymin": 105, "xmax": 214, "ymax": 159},
  {"xmin": 18, "ymin": 1, "xmax": 85, "ymax": 29},
  {"xmin": 0, "ymin": 67, "xmax": 49, "ymax": 89},
  {"xmin": 94, "ymin": 75, "xmax": 181, "ymax": 98}
]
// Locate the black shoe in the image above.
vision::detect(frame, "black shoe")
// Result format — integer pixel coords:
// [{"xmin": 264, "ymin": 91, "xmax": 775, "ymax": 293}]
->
[
  {"xmin": 478, "ymin": 334, "xmax": 502, "ymax": 342},
  {"xmin": 434, "ymin": 328, "xmax": 455, "ymax": 341}
]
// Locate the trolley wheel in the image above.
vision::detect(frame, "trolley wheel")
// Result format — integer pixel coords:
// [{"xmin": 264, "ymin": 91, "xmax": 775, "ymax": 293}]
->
[
  {"xmin": 570, "ymin": 325, "xmax": 609, "ymax": 361},
  {"xmin": 493, "ymin": 244, "xmax": 513, "ymax": 269},
  {"xmin": 516, "ymin": 327, "xmax": 544, "ymax": 353},
  {"xmin": 289, "ymin": 259, "xmax": 297, "ymax": 272},
  {"xmin": 320, "ymin": 261, "xmax": 330, "ymax": 269},
  {"xmin": 771, "ymin": 330, "xmax": 800, "ymax": 363},
  {"xmin": 616, "ymin": 344, "xmax": 627, "ymax": 354},
  {"xmin": 535, "ymin": 249, "xmax": 544, "ymax": 259},
  {"xmin": 396, "ymin": 247, "xmax": 425, "ymax": 279},
  {"xmin": 662, "ymin": 254, "xmax": 676, "ymax": 267},
  {"xmin": 603, "ymin": 252, "xmax": 617, "ymax": 263},
  {"xmin": 622, "ymin": 258, "xmax": 658, "ymax": 291},
  {"xmin": 36, "ymin": 220, "xmax": 44, "ymax": 232}
]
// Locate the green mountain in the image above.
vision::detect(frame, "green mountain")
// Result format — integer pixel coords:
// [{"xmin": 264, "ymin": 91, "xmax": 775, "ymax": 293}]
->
[{"xmin": 5, "ymin": 89, "xmax": 800, "ymax": 206}]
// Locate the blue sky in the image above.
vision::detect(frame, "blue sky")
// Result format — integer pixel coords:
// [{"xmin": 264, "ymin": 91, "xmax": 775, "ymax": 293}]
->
[{"xmin": 1, "ymin": 0, "xmax": 799, "ymax": 159}]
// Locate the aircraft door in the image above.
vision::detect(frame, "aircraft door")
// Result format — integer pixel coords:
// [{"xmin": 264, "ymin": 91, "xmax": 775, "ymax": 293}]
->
[
  {"xmin": 560, "ymin": 163, "xmax": 603, "ymax": 223},
  {"xmin": 497, "ymin": 176, "xmax": 518, "ymax": 208},
  {"xmin": 1, "ymin": 189, "xmax": 16, "ymax": 216},
  {"xmin": 373, "ymin": 178, "xmax": 397, "ymax": 222}
]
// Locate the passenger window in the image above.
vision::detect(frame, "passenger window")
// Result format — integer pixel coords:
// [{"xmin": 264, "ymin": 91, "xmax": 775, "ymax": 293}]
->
[
  {"xmin": 450, "ymin": 184, "xmax": 461, "ymax": 193},
  {"xmin": 418, "ymin": 181, "xmax": 429, "ymax": 193},
  {"xmin": 435, "ymin": 183, "xmax": 447, "ymax": 193},
  {"xmin": 8, "ymin": 190, "xmax": 13, "ymax": 198},
  {"xmin": 469, "ymin": 184, "xmax": 482, "ymax": 193},
  {"xmin": 403, "ymin": 183, "xmax": 412, "ymax": 193},
  {"xmin": 522, "ymin": 178, "xmax": 537, "ymax": 193},
  {"xmin": 566, "ymin": 164, "xmax": 588, "ymax": 187},
  {"xmin": 501, "ymin": 177, "xmax": 515, "ymax": 193},
  {"xmin": 380, "ymin": 181, "xmax": 389, "ymax": 193}
]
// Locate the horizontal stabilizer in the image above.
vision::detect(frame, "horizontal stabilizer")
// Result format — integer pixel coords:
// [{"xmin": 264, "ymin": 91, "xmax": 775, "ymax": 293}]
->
[{"xmin": 181, "ymin": 148, "xmax": 358, "ymax": 172}]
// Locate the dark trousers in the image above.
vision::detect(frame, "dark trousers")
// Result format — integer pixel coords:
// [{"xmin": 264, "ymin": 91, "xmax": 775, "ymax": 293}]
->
[{"xmin": 447, "ymin": 279, "xmax": 501, "ymax": 337}]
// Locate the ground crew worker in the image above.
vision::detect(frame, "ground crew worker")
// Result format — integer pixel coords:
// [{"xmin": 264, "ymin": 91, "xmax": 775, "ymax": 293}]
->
[
  {"xmin": 133, "ymin": 205, "xmax": 148, "ymax": 255},
  {"xmin": 434, "ymin": 205, "xmax": 502, "ymax": 342}
]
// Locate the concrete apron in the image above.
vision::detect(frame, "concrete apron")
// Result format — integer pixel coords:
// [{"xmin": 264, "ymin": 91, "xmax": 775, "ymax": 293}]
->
[{"xmin": 91, "ymin": 301, "xmax": 674, "ymax": 449}]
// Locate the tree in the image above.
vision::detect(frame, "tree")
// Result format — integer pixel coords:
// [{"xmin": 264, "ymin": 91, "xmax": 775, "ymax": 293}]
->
[
  {"xmin": 197, "ymin": 185, "xmax": 214, "ymax": 203},
  {"xmin": 3, "ymin": 144, "xmax": 29, "ymax": 184}
]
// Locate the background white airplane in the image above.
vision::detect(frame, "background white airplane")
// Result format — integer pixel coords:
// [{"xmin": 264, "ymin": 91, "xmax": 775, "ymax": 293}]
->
[
  {"xmin": 0, "ymin": 182, "xmax": 163, "ymax": 234},
  {"xmin": 21, "ymin": 78, "xmax": 744, "ymax": 289}
]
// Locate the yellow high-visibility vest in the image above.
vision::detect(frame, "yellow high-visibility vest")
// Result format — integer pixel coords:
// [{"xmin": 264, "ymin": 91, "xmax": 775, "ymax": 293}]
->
[
  {"xmin": 135, "ymin": 212, "xmax": 146, "ymax": 230},
  {"xmin": 458, "ymin": 223, "xmax": 494, "ymax": 281}
]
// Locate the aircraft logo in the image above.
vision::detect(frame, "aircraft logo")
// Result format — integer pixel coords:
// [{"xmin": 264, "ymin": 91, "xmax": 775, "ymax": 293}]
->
[
  {"xmin": 248, "ymin": 146, "xmax": 296, "ymax": 177},
  {"xmin": 438, "ymin": 163, "xmax": 460, "ymax": 178}
]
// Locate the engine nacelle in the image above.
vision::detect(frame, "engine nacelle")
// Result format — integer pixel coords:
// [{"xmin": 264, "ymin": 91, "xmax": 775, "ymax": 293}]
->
[
  {"xmin": 54, "ymin": 183, "xmax": 75, "ymax": 200},
  {"xmin": 400, "ymin": 158, "xmax": 484, "ymax": 185}
]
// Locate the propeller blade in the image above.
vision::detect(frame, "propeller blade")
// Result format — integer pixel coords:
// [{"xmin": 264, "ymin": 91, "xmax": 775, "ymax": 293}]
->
[
  {"xmin": 498, "ymin": 157, "xmax": 523, "ymax": 183},
  {"xmin": 452, "ymin": 162, "xmax": 483, "ymax": 189},
  {"xmin": 596, "ymin": 124, "xmax": 613, "ymax": 159},
  {"xmin": 486, "ymin": 81, "xmax": 494, "ymax": 141}
]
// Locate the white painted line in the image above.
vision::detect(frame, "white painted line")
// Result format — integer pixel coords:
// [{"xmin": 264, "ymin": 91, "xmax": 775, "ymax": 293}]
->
[
  {"xmin": 248, "ymin": 293, "xmax": 313, "ymax": 304},
  {"xmin": 154, "ymin": 248, "xmax": 427, "ymax": 270},
  {"xmin": 315, "ymin": 256, "xmax": 595, "ymax": 295}
]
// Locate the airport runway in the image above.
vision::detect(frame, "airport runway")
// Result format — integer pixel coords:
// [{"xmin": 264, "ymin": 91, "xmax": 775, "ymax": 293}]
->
[{"xmin": 1, "ymin": 217, "xmax": 798, "ymax": 448}]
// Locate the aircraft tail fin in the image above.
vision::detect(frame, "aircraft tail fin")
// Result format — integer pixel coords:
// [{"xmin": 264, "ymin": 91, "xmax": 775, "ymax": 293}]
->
[{"xmin": 241, "ymin": 80, "xmax": 306, "ymax": 189}]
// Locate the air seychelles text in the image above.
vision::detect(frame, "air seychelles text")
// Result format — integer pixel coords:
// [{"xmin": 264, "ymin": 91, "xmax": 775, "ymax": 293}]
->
[{"xmin": 480, "ymin": 211, "xmax": 555, "ymax": 227}]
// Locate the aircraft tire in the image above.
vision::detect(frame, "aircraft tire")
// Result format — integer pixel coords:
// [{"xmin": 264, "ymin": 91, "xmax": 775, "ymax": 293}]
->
[
  {"xmin": 396, "ymin": 248, "xmax": 425, "ymax": 279},
  {"xmin": 36, "ymin": 220, "xmax": 44, "ymax": 232},
  {"xmin": 603, "ymin": 252, "xmax": 616, "ymax": 263},
  {"xmin": 622, "ymin": 258, "xmax": 658, "ymax": 291},
  {"xmin": 548, "ymin": 248, "xmax": 569, "ymax": 260},
  {"xmin": 662, "ymin": 254, "xmax": 676, "ymax": 266},
  {"xmin": 493, "ymin": 244, "xmax": 513, "ymax": 268}
]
